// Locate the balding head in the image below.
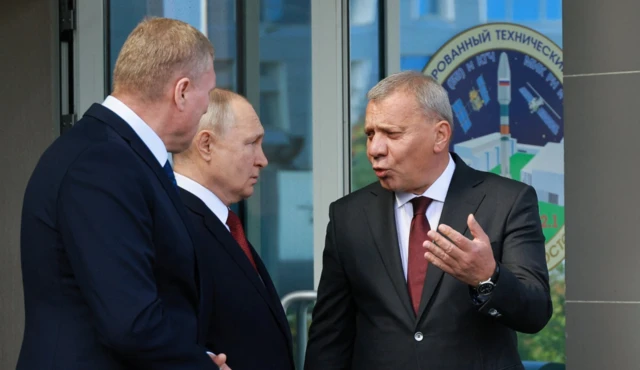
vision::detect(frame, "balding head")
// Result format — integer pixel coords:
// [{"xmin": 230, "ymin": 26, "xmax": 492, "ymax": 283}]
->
[
  {"xmin": 174, "ymin": 89, "xmax": 268, "ymax": 206},
  {"xmin": 197, "ymin": 89, "xmax": 250, "ymax": 136}
]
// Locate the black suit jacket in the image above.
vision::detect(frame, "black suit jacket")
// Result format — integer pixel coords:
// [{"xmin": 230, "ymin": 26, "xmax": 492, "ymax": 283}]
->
[
  {"xmin": 305, "ymin": 153, "xmax": 552, "ymax": 370},
  {"xmin": 18, "ymin": 104, "xmax": 217, "ymax": 370},
  {"xmin": 179, "ymin": 188, "xmax": 295, "ymax": 370}
]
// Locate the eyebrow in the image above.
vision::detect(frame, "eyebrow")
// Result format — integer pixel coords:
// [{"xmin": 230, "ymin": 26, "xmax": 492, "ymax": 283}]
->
[{"xmin": 366, "ymin": 123, "xmax": 402, "ymax": 131}]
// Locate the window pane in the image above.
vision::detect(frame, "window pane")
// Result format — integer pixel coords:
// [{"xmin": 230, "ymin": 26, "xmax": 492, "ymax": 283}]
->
[
  {"xmin": 256, "ymin": 2, "xmax": 313, "ymax": 366},
  {"xmin": 206, "ymin": 0, "xmax": 237, "ymax": 92},
  {"xmin": 351, "ymin": 0, "xmax": 378, "ymax": 25},
  {"xmin": 350, "ymin": 0, "xmax": 382, "ymax": 191},
  {"xmin": 261, "ymin": 0, "xmax": 284, "ymax": 22},
  {"xmin": 397, "ymin": 0, "xmax": 565, "ymax": 365},
  {"xmin": 108, "ymin": 0, "xmax": 236, "ymax": 92}
]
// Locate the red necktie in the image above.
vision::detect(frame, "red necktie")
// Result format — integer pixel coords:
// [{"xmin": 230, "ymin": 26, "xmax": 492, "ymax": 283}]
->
[
  {"xmin": 226, "ymin": 209, "xmax": 258, "ymax": 271},
  {"xmin": 407, "ymin": 196, "xmax": 432, "ymax": 315}
]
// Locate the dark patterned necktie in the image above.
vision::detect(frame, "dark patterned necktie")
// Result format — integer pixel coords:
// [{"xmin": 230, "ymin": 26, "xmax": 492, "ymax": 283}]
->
[
  {"xmin": 407, "ymin": 196, "xmax": 432, "ymax": 315},
  {"xmin": 226, "ymin": 209, "xmax": 258, "ymax": 271}
]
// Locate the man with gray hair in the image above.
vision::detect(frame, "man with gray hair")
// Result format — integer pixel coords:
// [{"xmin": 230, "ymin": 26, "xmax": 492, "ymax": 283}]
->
[
  {"xmin": 172, "ymin": 89, "xmax": 295, "ymax": 370},
  {"xmin": 19, "ymin": 17, "xmax": 229, "ymax": 369},
  {"xmin": 305, "ymin": 71, "xmax": 551, "ymax": 369}
]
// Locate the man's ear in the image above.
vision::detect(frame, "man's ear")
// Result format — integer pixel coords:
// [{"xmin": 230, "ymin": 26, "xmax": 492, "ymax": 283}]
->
[
  {"xmin": 195, "ymin": 130, "xmax": 216, "ymax": 161},
  {"xmin": 173, "ymin": 77, "xmax": 191, "ymax": 111},
  {"xmin": 433, "ymin": 120, "xmax": 452, "ymax": 153}
]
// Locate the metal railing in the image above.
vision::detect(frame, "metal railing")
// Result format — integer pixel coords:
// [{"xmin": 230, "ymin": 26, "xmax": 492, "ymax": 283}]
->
[{"xmin": 281, "ymin": 290, "xmax": 317, "ymax": 367}]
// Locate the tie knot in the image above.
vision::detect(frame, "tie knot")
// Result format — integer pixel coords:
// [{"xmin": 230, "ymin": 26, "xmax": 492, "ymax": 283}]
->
[{"xmin": 410, "ymin": 196, "xmax": 432, "ymax": 216}]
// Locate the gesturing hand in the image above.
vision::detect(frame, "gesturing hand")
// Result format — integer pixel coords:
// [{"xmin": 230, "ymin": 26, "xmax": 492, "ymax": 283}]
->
[{"xmin": 423, "ymin": 214, "xmax": 496, "ymax": 286}]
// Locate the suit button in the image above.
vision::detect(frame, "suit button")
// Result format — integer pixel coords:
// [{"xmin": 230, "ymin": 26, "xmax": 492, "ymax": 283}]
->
[
  {"xmin": 414, "ymin": 332, "xmax": 424, "ymax": 341},
  {"xmin": 488, "ymin": 308, "xmax": 501, "ymax": 317}
]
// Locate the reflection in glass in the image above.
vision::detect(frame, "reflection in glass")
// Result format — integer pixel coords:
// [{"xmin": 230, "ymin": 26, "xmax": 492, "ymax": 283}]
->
[
  {"xmin": 108, "ymin": 0, "xmax": 237, "ymax": 92},
  {"xmin": 349, "ymin": 0, "xmax": 381, "ymax": 191},
  {"xmin": 255, "ymin": 1, "xmax": 313, "ymax": 368}
]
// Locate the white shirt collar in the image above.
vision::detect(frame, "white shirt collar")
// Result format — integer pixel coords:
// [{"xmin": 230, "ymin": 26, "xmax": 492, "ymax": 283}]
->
[
  {"xmin": 395, "ymin": 153, "xmax": 456, "ymax": 207},
  {"xmin": 102, "ymin": 95, "xmax": 168, "ymax": 166},
  {"xmin": 174, "ymin": 172, "xmax": 229, "ymax": 226}
]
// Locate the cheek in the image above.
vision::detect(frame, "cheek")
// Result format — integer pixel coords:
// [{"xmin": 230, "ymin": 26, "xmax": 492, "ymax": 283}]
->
[{"xmin": 230, "ymin": 151, "xmax": 252, "ymax": 177}]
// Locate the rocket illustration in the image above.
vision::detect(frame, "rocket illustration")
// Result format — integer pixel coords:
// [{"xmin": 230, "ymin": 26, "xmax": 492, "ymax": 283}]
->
[{"xmin": 497, "ymin": 52, "xmax": 511, "ymax": 179}]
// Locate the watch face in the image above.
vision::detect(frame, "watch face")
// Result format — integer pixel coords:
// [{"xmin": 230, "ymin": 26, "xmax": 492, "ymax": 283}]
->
[{"xmin": 477, "ymin": 283, "xmax": 494, "ymax": 295}]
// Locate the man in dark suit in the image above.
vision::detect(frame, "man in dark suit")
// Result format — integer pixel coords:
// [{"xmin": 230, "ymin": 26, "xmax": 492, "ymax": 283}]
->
[
  {"xmin": 305, "ymin": 71, "xmax": 552, "ymax": 370},
  {"xmin": 172, "ymin": 89, "xmax": 294, "ymax": 370},
  {"xmin": 18, "ymin": 18, "xmax": 230, "ymax": 370}
]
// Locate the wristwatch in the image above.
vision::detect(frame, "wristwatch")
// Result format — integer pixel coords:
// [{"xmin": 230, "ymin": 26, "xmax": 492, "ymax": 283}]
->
[{"xmin": 475, "ymin": 262, "xmax": 500, "ymax": 296}]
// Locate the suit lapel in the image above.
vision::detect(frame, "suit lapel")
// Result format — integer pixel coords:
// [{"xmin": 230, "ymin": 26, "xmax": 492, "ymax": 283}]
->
[
  {"xmin": 85, "ymin": 104, "xmax": 204, "ymax": 314},
  {"xmin": 364, "ymin": 184, "xmax": 415, "ymax": 320},
  {"xmin": 416, "ymin": 154, "xmax": 486, "ymax": 321},
  {"xmin": 180, "ymin": 189, "xmax": 292, "ymax": 346},
  {"xmin": 85, "ymin": 105, "xmax": 195, "ymax": 245},
  {"xmin": 254, "ymin": 251, "xmax": 294, "ymax": 354}
]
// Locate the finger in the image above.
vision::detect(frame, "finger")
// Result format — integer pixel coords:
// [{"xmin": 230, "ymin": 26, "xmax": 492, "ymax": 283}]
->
[
  {"xmin": 208, "ymin": 353, "xmax": 227, "ymax": 367},
  {"xmin": 436, "ymin": 223, "xmax": 473, "ymax": 252},
  {"xmin": 427, "ymin": 228, "xmax": 465, "ymax": 258},
  {"xmin": 424, "ymin": 240, "xmax": 459, "ymax": 269},
  {"xmin": 467, "ymin": 214, "xmax": 488, "ymax": 241},
  {"xmin": 424, "ymin": 251, "xmax": 455, "ymax": 276}
]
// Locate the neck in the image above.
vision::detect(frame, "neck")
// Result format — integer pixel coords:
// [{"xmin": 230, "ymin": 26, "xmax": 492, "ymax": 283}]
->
[
  {"xmin": 411, "ymin": 152, "xmax": 451, "ymax": 195},
  {"xmin": 112, "ymin": 92, "xmax": 171, "ymax": 147},
  {"xmin": 174, "ymin": 160, "xmax": 232, "ymax": 207}
]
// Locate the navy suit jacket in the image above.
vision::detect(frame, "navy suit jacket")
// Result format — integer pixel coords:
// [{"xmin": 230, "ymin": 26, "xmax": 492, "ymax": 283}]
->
[
  {"xmin": 18, "ymin": 104, "xmax": 217, "ymax": 370},
  {"xmin": 179, "ymin": 188, "xmax": 295, "ymax": 370}
]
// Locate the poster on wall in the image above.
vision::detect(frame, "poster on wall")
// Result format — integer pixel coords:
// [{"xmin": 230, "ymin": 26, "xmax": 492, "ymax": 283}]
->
[{"xmin": 424, "ymin": 23, "xmax": 564, "ymax": 271}]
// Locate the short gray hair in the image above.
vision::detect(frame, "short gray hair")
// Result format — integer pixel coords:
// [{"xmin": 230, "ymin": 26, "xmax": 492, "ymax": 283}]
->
[
  {"xmin": 367, "ymin": 71, "xmax": 453, "ymax": 129},
  {"xmin": 199, "ymin": 88, "xmax": 248, "ymax": 135}
]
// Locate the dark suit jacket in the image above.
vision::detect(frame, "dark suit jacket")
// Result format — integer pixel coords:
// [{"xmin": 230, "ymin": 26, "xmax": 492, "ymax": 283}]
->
[
  {"xmin": 179, "ymin": 188, "xmax": 295, "ymax": 370},
  {"xmin": 305, "ymin": 153, "xmax": 552, "ymax": 370},
  {"xmin": 18, "ymin": 104, "xmax": 217, "ymax": 370}
]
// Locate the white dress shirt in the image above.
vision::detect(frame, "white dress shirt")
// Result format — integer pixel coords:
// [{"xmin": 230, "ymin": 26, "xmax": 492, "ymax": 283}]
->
[
  {"xmin": 176, "ymin": 173, "xmax": 264, "ymax": 285},
  {"xmin": 174, "ymin": 173, "xmax": 230, "ymax": 232},
  {"xmin": 395, "ymin": 154, "xmax": 456, "ymax": 280},
  {"xmin": 102, "ymin": 95, "xmax": 167, "ymax": 166}
]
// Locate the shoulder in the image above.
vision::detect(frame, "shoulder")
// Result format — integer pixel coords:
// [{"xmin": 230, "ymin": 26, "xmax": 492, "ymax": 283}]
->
[
  {"xmin": 453, "ymin": 157, "xmax": 533, "ymax": 201},
  {"xmin": 331, "ymin": 181, "xmax": 384, "ymax": 209},
  {"xmin": 479, "ymin": 170, "xmax": 531, "ymax": 197}
]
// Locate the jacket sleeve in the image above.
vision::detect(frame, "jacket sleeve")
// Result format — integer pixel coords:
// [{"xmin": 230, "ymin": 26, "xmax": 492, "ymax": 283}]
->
[
  {"xmin": 304, "ymin": 202, "xmax": 356, "ymax": 370},
  {"xmin": 57, "ymin": 143, "xmax": 216, "ymax": 369},
  {"xmin": 477, "ymin": 185, "xmax": 553, "ymax": 334}
]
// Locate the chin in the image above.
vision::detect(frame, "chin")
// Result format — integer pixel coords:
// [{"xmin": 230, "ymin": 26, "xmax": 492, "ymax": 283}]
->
[
  {"xmin": 378, "ymin": 179, "xmax": 393, "ymax": 190},
  {"xmin": 172, "ymin": 143, "xmax": 190, "ymax": 154},
  {"xmin": 379, "ymin": 179, "xmax": 404, "ymax": 192}
]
